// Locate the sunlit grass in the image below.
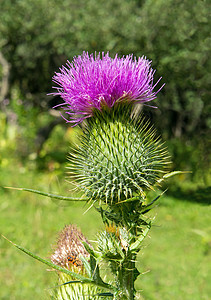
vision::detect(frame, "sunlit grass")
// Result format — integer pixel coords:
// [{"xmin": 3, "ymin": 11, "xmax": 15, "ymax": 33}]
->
[{"xmin": 0, "ymin": 164, "xmax": 210, "ymax": 300}]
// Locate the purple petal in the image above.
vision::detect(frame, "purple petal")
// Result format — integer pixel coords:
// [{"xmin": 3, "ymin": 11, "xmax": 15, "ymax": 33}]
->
[{"xmin": 52, "ymin": 52, "xmax": 164, "ymax": 124}]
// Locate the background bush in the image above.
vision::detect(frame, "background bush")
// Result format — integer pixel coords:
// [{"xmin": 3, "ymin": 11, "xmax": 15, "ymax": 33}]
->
[{"xmin": 0, "ymin": 0, "xmax": 210, "ymax": 179}]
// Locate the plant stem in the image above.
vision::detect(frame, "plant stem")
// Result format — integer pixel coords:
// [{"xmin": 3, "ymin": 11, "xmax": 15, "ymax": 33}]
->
[{"xmin": 117, "ymin": 253, "xmax": 136, "ymax": 299}]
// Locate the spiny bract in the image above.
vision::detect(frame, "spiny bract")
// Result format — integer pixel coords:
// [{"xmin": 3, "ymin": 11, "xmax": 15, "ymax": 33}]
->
[{"xmin": 68, "ymin": 105, "xmax": 170, "ymax": 204}]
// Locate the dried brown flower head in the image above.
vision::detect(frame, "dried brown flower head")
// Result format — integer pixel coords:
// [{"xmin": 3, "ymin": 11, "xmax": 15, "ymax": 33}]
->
[{"xmin": 51, "ymin": 224, "xmax": 90, "ymax": 271}]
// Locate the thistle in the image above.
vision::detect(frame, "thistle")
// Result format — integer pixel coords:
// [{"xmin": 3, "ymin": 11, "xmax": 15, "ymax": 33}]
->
[
  {"xmin": 52, "ymin": 52, "xmax": 169, "ymax": 206},
  {"xmin": 51, "ymin": 52, "xmax": 171, "ymax": 299},
  {"xmin": 51, "ymin": 224, "xmax": 90, "ymax": 272},
  {"xmin": 4, "ymin": 52, "xmax": 177, "ymax": 300},
  {"xmin": 51, "ymin": 225, "xmax": 103, "ymax": 299}
]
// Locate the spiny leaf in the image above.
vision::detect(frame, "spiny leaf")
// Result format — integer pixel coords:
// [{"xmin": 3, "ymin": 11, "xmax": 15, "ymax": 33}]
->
[
  {"xmin": 2, "ymin": 235, "xmax": 90, "ymax": 282},
  {"xmin": 157, "ymin": 171, "xmax": 190, "ymax": 183},
  {"xmin": 130, "ymin": 226, "xmax": 151, "ymax": 252},
  {"xmin": 2, "ymin": 235, "xmax": 115, "ymax": 292},
  {"xmin": 79, "ymin": 255, "xmax": 92, "ymax": 278},
  {"xmin": 140, "ymin": 190, "xmax": 167, "ymax": 214},
  {"xmin": 53, "ymin": 280, "xmax": 82, "ymax": 287},
  {"xmin": 4, "ymin": 187, "xmax": 88, "ymax": 201},
  {"xmin": 90, "ymin": 255, "xmax": 105, "ymax": 286},
  {"xmin": 82, "ymin": 242, "xmax": 100, "ymax": 259}
]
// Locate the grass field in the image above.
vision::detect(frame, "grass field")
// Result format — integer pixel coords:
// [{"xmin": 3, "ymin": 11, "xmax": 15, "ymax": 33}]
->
[{"xmin": 0, "ymin": 163, "xmax": 210, "ymax": 300}]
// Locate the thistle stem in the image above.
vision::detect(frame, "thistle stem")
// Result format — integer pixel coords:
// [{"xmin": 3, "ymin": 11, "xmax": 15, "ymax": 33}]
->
[{"xmin": 117, "ymin": 253, "xmax": 136, "ymax": 299}]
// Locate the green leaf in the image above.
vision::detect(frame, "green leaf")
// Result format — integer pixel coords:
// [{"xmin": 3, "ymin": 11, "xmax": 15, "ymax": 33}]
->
[
  {"xmin": 4, "ymin": 187, "xmax": 88, "ymax": 201},
  {"xmin": 2, "ymin": 235, "xmax": 116, "ymax": 292},
  {"xmin": 83, "ymin": 242, "xmax": 99, "ymax": 258},
  {"xmin": 130, "ymin": 226, "xmax": 151, "ymax": 252},
  {"xmin": 157, "ymin": 171, "xmax": 190, "ymax": 183},
  {"xmin": 115, "ymin": 196, "xmax": 143, "ymax": 204},
  {"xmin": 2, "ymin": 235, "xmax": 91, "ymax": 282},
  {"xmin": 90, "ymin": 255, "xmax": 105, "ymax": 286},
  {"xmin": 54, "ymin": 280, "xmax": 82, "ymax": 287},
  {"xmin": 82, "ymin": 242, "xmax": 106, "ymax": 285},
  {"xmin": 141, "ymin": 190, "xmax": 167, "ymax": 214},
  {"xmin": 79, "ymin": 255, "xmax": 92, "ymax": 278}
]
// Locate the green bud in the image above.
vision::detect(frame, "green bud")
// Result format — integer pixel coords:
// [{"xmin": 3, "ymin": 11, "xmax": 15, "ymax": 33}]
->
[
  {"xmin": 68, "ymin": 104, "xmax": 170, "ymax": 205},
  {"xmin": 51, "ymin": 273, "xmax": 102, "ymax": 300}
]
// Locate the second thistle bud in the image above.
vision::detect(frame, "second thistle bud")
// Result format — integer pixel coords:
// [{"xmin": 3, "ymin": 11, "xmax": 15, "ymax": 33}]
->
[
  {"xmin": 51, "ymin": 224, "xmax": 90, "ymax": 273},
  {"xmin": 51, "ymin": 225, "xmax": 102, "ymax": 299}
]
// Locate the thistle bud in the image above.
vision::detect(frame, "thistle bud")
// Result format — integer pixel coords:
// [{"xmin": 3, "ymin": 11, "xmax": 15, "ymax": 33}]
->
[{"xmin": 68, "ymin": 105, "xmax": 170, "ymax": 204}]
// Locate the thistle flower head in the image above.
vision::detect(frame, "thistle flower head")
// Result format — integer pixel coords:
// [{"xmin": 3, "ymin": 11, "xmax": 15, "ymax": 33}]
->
[
  {"xmin": 53, "ymin": 52, "xmax": 170, "ymax": 206},
  {"xmin": 51, "ymin": 224, "xmax": 90, "ymax": 271},
  {"xmin": 52, "ymin": 52, "xmax": 163, "ymax": 125},
  {"xmin": 50, "ymin": 225, "xmax": 104, "ymax": 299}
]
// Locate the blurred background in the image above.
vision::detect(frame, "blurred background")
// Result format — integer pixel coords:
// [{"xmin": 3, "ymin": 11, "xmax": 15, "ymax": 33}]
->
[{"xmin": 0, "ymin": 0, "xmax": 210, "ymax": 299}]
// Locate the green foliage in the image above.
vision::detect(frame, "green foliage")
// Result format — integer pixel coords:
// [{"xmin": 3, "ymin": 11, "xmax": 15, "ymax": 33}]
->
[
  {"xmin": 1, "ymin": 165, "xmax": 210, "ymax": 299},
  {"xmin": 0, "ymin": 0, "xmax": 57, "ymax": 93},
  {"xmin": 138, "ymin": 0, "xmax": 210, "ymax": 139},
  {"xmin": 0, "ymin": 0, "xmax": 138, "ymax": 94},
  {"xmin": 0, "ymin": 0, "xmax": 210, "ymax": 175}
]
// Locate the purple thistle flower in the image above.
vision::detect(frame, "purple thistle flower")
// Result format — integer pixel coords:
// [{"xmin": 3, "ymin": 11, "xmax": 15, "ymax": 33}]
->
[{"xmin": 52, "ymin": 52, "xmax": 164, "ymax": 125}]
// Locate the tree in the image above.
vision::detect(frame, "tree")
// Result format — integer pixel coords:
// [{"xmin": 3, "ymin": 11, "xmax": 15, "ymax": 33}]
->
[
  {"xmin": 136, "ymin": 0, "xmax": 210, "ymax": 139},
  {"xmin": 0, "ymin": 0, "xmax": 210, "ymax": 175}
]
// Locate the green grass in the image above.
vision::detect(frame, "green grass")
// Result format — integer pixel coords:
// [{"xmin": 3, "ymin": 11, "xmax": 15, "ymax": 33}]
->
[{"xmin": 0, "ymin": 164, "xmax": 210, "ymax": 300}]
